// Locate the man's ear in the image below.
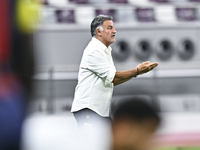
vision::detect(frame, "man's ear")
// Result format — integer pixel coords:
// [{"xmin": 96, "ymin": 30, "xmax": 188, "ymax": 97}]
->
[{"xmin": 96, "ymin": 28, "xmax": 102, "ymax": 37}]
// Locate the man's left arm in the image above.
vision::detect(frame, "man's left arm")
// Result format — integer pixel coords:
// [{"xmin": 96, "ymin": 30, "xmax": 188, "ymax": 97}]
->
[{"xmin": 112, "ymin": 61, "xmax": 158, "ymax": 86}]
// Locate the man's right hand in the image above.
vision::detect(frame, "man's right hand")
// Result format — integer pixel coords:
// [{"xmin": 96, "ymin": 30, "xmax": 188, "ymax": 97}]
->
[{"xmin": 136, "ymin": 61, "xmax": 159, "ymax": 75}]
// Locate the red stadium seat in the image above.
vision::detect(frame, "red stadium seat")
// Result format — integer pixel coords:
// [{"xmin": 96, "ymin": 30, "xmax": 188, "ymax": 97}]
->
[
  {"xmin": 69, "ymin": 0, "xmax": 87, "ymax": 4},
  {"xmin": 95, "ymin": 9, "xmax": 116, "ymax": 21},
  {"xmin": 56, "ymin": 10, "xmax": 76, "ymax": 23},
  {"xmin": 176, "ymin": 8, "xmax": 197, "ymax": 21},
  {"xmin": 149, "ymin": 0, "xmax": 168, "ymax": 3},
  {"xmin": 135, "ymin": 8, "xmax": 156, "ymax": 22},
  {"xmin": 109, "ymin": 0, "xmax": 128, "ymax": 3}
]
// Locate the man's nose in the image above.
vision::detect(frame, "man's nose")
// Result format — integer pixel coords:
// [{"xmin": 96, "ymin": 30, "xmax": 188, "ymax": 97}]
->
[{"xmin": 113, "ymin": 28, "xmax": 117, "ymax": 33}]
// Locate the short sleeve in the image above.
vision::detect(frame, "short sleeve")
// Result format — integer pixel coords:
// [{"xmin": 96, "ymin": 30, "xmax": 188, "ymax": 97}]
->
[{"xmin": 104, "ymin": 67, "xmax": 116, "ymax": 86}]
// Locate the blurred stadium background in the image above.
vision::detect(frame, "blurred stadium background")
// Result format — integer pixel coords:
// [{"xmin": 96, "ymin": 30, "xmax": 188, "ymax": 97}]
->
[{"xmin": 20, "ymin": 0, "xmax": 200, "ymax": 150}]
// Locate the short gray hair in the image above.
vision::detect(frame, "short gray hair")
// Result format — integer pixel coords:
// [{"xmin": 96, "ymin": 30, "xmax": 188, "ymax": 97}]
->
[{"xmin": 90, "ymin": 14, "xmax": 113, "ymax": 37}]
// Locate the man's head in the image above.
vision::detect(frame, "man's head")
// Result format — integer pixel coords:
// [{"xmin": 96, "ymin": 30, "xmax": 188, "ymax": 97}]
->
[
  {"xmin": 111, "ymin": 97, "xmax": 161, "ymax": 150},
  {"xmin": 90, "ymin": 14, "xmax": 116, "ymax": 47}
]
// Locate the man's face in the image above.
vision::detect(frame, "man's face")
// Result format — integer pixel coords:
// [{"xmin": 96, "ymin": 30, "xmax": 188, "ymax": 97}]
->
[{"xmin": 100, "ymin": 20, "xmax": 116, "ymax": 47}]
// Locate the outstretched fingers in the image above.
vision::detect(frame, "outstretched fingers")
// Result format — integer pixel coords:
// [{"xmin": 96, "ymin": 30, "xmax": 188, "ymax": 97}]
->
[
  {"xmin": 137, "ymin": 61, "xmax": 159, "ymax": 75},
  {"xmin": 143, "ymin": 61, "xmax": 150, "ymax": 65},
  {"xmin": 149, "ymin": 62, "xmax": 159, "ymax": 70}
]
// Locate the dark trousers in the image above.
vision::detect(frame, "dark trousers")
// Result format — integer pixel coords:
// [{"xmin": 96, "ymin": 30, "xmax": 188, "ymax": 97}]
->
[{"xmin": 73, "ymin": 108, "xmax": 111, "ymax": 128}]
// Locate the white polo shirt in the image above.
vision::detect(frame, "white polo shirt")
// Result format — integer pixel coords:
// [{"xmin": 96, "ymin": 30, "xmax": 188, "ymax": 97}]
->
[{"xmin": 71, "ymin": 37, "xmax": 116, "ymax": 117}]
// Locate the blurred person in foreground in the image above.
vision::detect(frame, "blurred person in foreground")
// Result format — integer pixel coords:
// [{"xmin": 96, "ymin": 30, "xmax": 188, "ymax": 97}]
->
[
  {"xmin": 110, "ymin": 97, "xmax": 161, "ymax": 150},
  {"xmin": 0, "ymin": 0, "xmax": 40, "ymax": 149},
  {"xmin": 71, "ymin": 14, "xmax": 159, "ymax": 127}
]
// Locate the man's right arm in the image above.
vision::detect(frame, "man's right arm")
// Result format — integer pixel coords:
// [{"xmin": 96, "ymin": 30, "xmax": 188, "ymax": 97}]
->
[{"xmin": 112, "ymin": 61, "xmax": 158, "ymax": 86}]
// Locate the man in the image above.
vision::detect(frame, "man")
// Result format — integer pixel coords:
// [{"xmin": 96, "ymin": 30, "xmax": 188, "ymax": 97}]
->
[
  {"xmin": 71, "ymin": 14, "xmax": 158, "ymax": 127},
  {"xmin": 111, "ymin": 97, "xmax": 161, "ymax": 150}
]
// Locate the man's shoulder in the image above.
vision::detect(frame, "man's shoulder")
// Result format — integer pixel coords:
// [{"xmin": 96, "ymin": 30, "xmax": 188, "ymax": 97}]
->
[{"xmin": 84, "ymin": 40, "xmax": 100, "ymax": 53}]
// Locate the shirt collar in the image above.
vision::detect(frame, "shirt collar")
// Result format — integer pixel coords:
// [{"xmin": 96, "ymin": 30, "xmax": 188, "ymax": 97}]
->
[{"xmin": 92, "ymin": 37, "xmax": 112, "ymax": 52}]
